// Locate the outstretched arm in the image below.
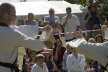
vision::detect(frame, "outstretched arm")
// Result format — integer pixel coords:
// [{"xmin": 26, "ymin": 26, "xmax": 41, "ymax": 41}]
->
[
  {"xmin": 15, "ymin": 30, "xmax": 44, "ymax": 51},
  {"xmin": 69, "ymin": 31, "xmax": 108, "ymax": 66},
  {"xmin": 71, "ymin": 31, "xmax": 107, "ymax": 49}
]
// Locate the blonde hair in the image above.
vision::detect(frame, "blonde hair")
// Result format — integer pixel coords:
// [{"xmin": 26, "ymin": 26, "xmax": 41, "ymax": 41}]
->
[
  {"xmin": 88, "ymin": 38, "xmax": 96, "ymax": 43},
  {"xmin": 35, "ymin": 54, "xmax": 45, "ymax": 61}
]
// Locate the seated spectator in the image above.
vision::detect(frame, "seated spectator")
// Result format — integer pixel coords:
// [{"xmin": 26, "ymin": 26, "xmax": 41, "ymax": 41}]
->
[
  {"xmin": 101, "ymin": 24, "xmax": 107, "ymax": 30},
  {"xmin": 92, "ymin": 61, "xmax": 101, "ymax": 72},
  {"xmin": 31, "ymin": 54, "xmax": 48, "ymax": 72},
  {"xmin": 86, "ymin": 61, "xmax": 96, "ymax": 72},
  {"xmin": 95, "ymin": 34, "xmax": 104, "ymax": 43},
  {"xmin": 42, "ymin": 51, "xmax": 58, "ymax": 72},
  {"xmin": 24, "ymin": 49, "xmax": 37, "ymax": 72},
  {"xmin": 88, "ymin": 38, "xmax": 96, "ymax": 43}
]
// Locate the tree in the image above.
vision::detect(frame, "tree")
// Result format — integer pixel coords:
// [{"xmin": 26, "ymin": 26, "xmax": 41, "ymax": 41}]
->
[
  {"xmin": 96, "ymin": 0, "xmax": 108, "ymax": 15},
  {"xmin": 65, "ymin": 0, "xmax": 108, "ymax": 17},
  {"xmin": 64, "ymin": 0, "xmax": 87, "ymax": 6}
]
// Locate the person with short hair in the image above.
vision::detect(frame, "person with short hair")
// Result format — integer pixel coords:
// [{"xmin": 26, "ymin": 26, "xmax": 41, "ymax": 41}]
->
[
  {"xmin": 44, "ymin": 8, "xmax": 61, "ymax": 34},
  {"xmin": 61, "ymin": 7, "xmax": 80, "ymax": 41},
  {"xmin": 41, "ymin": 8, "xmax": 61, "ymax": 49},
  {"xmin": 24, "ymin": 13, "xmax": 37, "ymax": 25},
  {"xmin": 83, "ymin": 4, "xmax": 101, "ymax": 30},
  {"xmin": 83, "ymin": 4, "xmax": 102, "ymax": 38},
  {"xmin": 0, "ymin": 3, "xmax": 44, "ymax": 72},
  {"xmin": 95, "ymin": 34, "xmax": 104, "ymax": 43}
]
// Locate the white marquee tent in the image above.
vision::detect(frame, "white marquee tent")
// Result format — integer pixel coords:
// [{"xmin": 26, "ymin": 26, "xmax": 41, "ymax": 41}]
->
[{"xmin": 0, "ymin": 1, "xmax": 83, "ymax": 16}]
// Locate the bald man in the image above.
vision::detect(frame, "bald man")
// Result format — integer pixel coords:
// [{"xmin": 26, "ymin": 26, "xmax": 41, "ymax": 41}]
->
[{"xmin": 0, "ymin": 3, "xmax": 44, "ymax": 72}]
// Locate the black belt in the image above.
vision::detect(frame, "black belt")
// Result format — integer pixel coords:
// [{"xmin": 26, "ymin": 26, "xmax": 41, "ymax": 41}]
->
[
  {"xmin": 0, "ymin": 59, "xmax": 19, "ymax": 72},
  {"xmin": 0, "ymin": 61, "xmax": 19, "ymax": 72},
  {"xmin": 0, "ymin": 62, "xmax": 13, "ymax": 68},
  {"xmin": 105, "ymin": 63, "xmax": 108, "ymax": 69}
]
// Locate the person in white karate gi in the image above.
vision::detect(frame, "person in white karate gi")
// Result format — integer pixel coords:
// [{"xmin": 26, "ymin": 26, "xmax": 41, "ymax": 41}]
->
[
  {"xmin": 68, "ymin": 31, "xmax": 108, "ymax": 70},
  {"xmin": 66, "ymin": 42, "xmax": 86, "ymax": 72},
  {"xmin": 0, "ymin": 3, "xmax": 44, "ymax": 72}
]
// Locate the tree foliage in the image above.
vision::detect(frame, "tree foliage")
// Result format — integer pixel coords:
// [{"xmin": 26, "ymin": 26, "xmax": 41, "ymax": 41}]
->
[
  {"xmin": 65, "ymin": 0, "xmax": 108, "ymax": 15},
  {"xmin": 96, "ymin": 0, "xmax": 108, "ymax": 15},
  {"xmin": 65, "ymin": 0, "xmax": 87, "ymax": 6}
]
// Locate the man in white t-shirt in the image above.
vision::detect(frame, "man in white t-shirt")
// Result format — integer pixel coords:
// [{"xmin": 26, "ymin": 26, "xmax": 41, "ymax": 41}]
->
[{"xmin": 61, "ymin": 7, "xmax": 80, "ymax": 41}]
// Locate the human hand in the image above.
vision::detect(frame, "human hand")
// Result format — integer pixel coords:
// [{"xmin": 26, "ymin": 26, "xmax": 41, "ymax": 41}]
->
[{"xmin": 43, "ymin": 25, "xmax": 51, "ymax": 31}]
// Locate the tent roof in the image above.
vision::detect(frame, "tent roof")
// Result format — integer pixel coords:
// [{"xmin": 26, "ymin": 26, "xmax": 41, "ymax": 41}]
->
[{"xmin": 0, "ymin": 1, "xmax": 83, "ymax": 16}]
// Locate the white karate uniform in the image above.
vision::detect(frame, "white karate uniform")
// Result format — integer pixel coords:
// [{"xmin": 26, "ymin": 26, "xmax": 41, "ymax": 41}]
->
[
  {"xmin": 69, "ymin": 38, "xmax": 108, "ymax": 67},
  {"xmin": 0, "ymin": 26, "xmax": 44, "ymax": 72}
]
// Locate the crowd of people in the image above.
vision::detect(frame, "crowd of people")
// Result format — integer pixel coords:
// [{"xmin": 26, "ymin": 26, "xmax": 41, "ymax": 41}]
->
[
  {"xmin": 0, "ymin": 2, "xmax": 108, "ymax": 72},
  {"xmin": 18, "ymin": 3, "xmax": 108, "ymax": 72}
]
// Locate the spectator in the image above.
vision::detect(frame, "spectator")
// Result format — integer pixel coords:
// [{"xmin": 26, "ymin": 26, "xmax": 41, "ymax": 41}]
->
[
  {"xmin": 53, "ymin": 36, "xmax": 66, "ymax": 72},
  {"xmin": 83, "ymin": 4, "xmax": 101, "ymax": 30},
  {"xmin": 66, "ymin": 42, "xmax": 86, "ymax": 72},
  {"xmin": 42, "ymin": 51, "xmax": 58, "ymax": 72},
  {"xmin": 101, "ymin": 21, "xmax": 108, "ymax": 40},
  {"xmin": 25, "ymin": 50, "xmax": 36, "ymax": 72},
  {"xmin": 88, "ymin": 38, "xmax": 96, "ymax": 43},
  {"xmin": 83, "ymin": 4, "xmax": 102, "ymax": 38},
  {"xmin": 86, "ymin": 62, "xmax": 96, "ymax": 72},
  {"xmin": 61, "ymin": 7, "xmax": 80, "ymax": 41},
  {"xmin": 31, "ymin": 54, "xmax": 48, "ymax": 72},
  {"xmin": 24, "ymin": 13, "xmax": 37, "ymax": 25},
  {"xmin": 95, "ymin": 34, "xmax": 104, "ymax": 43},
  {"xmin": 101, "ymin": 24, "xmax": 107, "ymax": 30},
  {"xmin": 44, "ymin": 8, "xmax": 61, "ymax": 34},
  {"xmin": 62, "ymin": 43, "xmax": 72, "ymax": 72},
  {"xmin": 0, "ymin": 3, "xmax": 44, "ymax": 72},
  {"xmin": 99, "ymin": 17, "xmax": 108, "ymax": 39},
  {"xmin": 92, "ymin": 61, "xmax": 101, "ymax": 72},
  {"xmin": 41, "ymin": 8, "xmax": 61, "ymax": 49}
]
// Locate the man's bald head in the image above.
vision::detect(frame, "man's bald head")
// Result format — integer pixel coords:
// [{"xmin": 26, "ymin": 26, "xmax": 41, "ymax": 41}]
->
[{"xmin": 0, "ymin": 3, "xmax": 16, "ymax": 25}]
